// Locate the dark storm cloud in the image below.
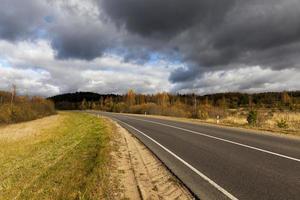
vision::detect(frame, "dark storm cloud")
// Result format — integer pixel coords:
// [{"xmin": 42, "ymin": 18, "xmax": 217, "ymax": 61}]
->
[
  {"xmin": 0, "ymin": 0, "xmax": 47, "ymax": 40},
  {"xmin": 51, "ymin": 22, "xmax": 112, "ymax": 60},
  {"xmin": 99, "ymin": 0, "xmax": 300, "ymax": 84},
  {"xmin": 2, "ymin": 0, "xmax": 300, "ymax": 69},
  {"xmin": 0, "ymin": 0, "xmax": 114, "ymax": 60},
  {"xmin": 169, "ymin": 65, "xmax": 202, "ymax": 83},
  {"xmin": 46, "ymin": 0, "xmax": 120, "ymax": 60},
  {"xmin": 99, "ymin": 0, "xmax": 235, "ymax": 39},
  {"xmin": 51, "ymin": 33, "xmax": 106, "ymax": 60}
]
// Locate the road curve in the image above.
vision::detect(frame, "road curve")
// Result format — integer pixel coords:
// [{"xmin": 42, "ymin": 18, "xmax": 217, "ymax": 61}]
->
[{"xmin": 88, "ymin": 111, "xmax": 300, "ymax": 200}]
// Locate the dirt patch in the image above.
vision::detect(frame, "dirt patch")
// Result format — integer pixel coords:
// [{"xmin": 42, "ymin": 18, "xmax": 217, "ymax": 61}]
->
[{"xmin": 110, "ymin": 119, "xmax": 193, "ymax": 200}]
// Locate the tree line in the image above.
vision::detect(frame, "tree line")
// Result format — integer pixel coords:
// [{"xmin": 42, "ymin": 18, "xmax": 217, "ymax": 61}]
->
[
  {"xmin": 49, "ymin": 90, "xmax": 300, "ymax": 118},
  {"xmin": 0, "ymin": 87, "xmax": 56, "ymax": 124}
]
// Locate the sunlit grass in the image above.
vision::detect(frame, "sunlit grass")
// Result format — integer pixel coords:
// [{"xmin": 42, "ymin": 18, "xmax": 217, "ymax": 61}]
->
[{"xmin": 0, "ymin": 112, "xmax": 116, "ymax": 200}]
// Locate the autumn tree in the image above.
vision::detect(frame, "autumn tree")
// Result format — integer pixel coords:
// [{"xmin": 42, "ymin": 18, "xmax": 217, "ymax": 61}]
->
[
  {"xmin": 204, "ymin": 96, "xmax": 209, "ymax": 106},
  {"xmin": 281, "ymin": 91, "xmax": 291, "ymax": 106},
  {"xmin": 248, "ymin": 95, "xmax": 253, "ymax": 110},
  {"xmin": 217, "ymin": 95, "xmax": 227, "ymax": 112},
  {"xmin": 99, "ymin": 97, "xmax": 104, "ymax": 109},
  {"xmin": 157, "ymin": 92, "xmax": 170, "ymax": 108},
  {"xmin": 126, "ymin": 89, "xmax": 136, "ymax": 107},
  {"xmin": 135, "ymin": 94, "xmax": 145, "ymax": 105},
  {"xmin": 191, "ymin": 94, "xmax": 197, "ymax": 117},
  {"xmin": 91, "ymin": 101, "xmax": 96, "ymax": 109},
  {"xmin": 104, "ymin": 96, "xmax": 113, "ymax": 110},
  {"xmin": 174, "ymin": 96, "xmax": 183, "ymax": 107},
  {"xmin": 80, "ymin": 99, "xmax": 88, "ymax": 110},
  {"xmin": 10, "ymin": 84, "xmax": 16, "ymax": 110}
]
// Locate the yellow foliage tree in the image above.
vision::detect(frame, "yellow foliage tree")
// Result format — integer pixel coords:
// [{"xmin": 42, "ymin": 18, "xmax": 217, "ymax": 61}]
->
[{"xmin": 126, "ymin": 89, "xmax": 136, "ymax": 107}]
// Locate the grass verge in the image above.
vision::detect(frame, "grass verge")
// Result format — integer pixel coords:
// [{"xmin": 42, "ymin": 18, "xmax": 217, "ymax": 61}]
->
[
  {"xmin": 125, "ymin": 112, "xmax": 300, "ymax": 137},
  {"xmin": 0, "ymin": 112, "xmax": 117, "ymax": 200}
]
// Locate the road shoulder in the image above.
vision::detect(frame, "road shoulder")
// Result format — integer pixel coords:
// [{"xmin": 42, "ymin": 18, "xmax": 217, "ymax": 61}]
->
[{"xmin": 109, "ymin": 117, "xmax": 193, "ymax": 200}]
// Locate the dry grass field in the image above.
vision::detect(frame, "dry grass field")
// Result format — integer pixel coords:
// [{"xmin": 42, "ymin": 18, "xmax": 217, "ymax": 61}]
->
[
  {"xmin": 0, "ymin": 112, "xmax": 117, "ymax": 200},
  {"xmin": 221, "ymin": 110, "xmax": 300, "ymax": 135},
  {"xmin": 136, "ymin": 110, "xmax": 300, "ymax": 136}
]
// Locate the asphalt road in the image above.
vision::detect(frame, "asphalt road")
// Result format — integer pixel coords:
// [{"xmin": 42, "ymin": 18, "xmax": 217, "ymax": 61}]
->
[{"xmin": 89, "ymin": 111, "xmax": 300, "ymax": 200}]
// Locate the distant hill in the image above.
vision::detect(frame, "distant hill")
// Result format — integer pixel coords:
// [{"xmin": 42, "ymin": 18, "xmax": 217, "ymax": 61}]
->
[
  {"xmin": 50, "ymin": 92, "xmax": 105, "ymax": 102},
  {"xmin": 48, "ymin": 92, "xmax": 121, "ymax": 110}
]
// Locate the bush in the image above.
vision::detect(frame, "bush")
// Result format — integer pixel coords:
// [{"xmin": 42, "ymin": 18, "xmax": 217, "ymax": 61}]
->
[
  {"xmin": 197, "ymin": 109, "xmax": 209, "ymax": 120},
  {"xmin": 162, "ymin": 106, "xmax": 188, "ymax": 118},
  {"xmin": 0, "ymin": 104, "xmax": 12, "ymax": 123},
  {"xmin": 247, "ymin": 110, "xmax": 257, "ymax": 126},
  {"xmin": 277, "ymin": 119, "xmax": 289, "ymax": 128},
  {"xmin": 256, "ymin": 110, "xmax": 269, "ymax": 127},
  {"xmin": 112, "ymin": 102, "xmax": 127, "ymax": 113},
  {"xmin": 124, "ymin": 103, "xmax": 189, "ymax": 118},
  {"xmin": 127, "ymin": 103, "xmax": 161, "ymax": 115}
]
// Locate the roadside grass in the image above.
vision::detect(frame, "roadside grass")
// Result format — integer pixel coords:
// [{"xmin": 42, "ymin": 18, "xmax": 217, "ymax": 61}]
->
[
  {"xmin": 127, "ymin": 111, "xmax": 300, "ymax": 136},
  {"xmin": 0, "ymin": 112, "xmax": 117, "ymax": 200},
  {"xmin": 221, "ymin": 111, "xmax": 300, "ymax": 135}
]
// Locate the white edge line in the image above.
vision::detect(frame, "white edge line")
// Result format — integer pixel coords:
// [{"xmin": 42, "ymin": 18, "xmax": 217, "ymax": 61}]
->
[
  {"xmin": 124, "ymin": 116, "xmax": 300, "ymax": 163},
  {"xmin": 113, "ymin": 118, "xmax": 239, "ymax": 200}
]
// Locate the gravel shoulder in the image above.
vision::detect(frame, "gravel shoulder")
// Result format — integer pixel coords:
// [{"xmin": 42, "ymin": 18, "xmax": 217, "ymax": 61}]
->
[{"xmin": 109, "ymin": 118, "xmax": 193, "ymax": 200}]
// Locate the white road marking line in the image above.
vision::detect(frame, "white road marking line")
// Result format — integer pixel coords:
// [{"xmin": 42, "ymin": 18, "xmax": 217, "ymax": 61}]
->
[
  {"xmin": 122, "ymin": 116, "xmax": 300, "ymax": 163},
  {"xmin": 114, "ymin": 118, "xmax": 238, "ymax": 200}
]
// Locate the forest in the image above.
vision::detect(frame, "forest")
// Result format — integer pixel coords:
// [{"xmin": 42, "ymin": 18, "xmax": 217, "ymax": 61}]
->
[
  {"xmin": 49, "ymin": 90, "xmax": 300, "ymax": 113},
  {"xmin": 49, "ymin": 90, "xmax": 300, "ymax": 133}
]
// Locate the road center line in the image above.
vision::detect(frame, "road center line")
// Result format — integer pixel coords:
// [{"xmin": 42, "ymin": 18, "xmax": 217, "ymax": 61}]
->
[
  {"xmin": 114, "ymin": 118, "xmax": 239, "ymax": 200},
  {"xmin": 122, "ymin": 116, "xmax": 300, "ymax": 163}
]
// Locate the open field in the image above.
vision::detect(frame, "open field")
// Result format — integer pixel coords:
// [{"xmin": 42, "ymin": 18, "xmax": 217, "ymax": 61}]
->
[
  {"xmin": 0, "ymin": 112, "xmax": 116, "ymax": 200},
  {"xmin": 203, "ymin": 110, "xmax": 300, "ymax": 136}
]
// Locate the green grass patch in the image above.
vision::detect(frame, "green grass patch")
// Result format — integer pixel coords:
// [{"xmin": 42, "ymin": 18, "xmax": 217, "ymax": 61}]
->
[{"xmin": 0, "ymin": 112, "xmax": 116, "ymax": 200}]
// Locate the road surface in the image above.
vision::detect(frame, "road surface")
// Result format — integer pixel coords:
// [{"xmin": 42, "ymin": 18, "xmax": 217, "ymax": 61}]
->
[{"xmin": 89, "ymin": 111, "xmax": 300, "ymax": 200}]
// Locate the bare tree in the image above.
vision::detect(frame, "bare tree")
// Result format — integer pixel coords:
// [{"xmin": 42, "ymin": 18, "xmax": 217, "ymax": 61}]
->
[{"xmin": 10, "ymin": 84, "xmax": 16, "ymax": 112}]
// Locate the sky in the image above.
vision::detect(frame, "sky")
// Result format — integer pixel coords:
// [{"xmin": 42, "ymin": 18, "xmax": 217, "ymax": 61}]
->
[{"xmin": 0, "ymin": 0, "xmax": 300, "ymax": 96}]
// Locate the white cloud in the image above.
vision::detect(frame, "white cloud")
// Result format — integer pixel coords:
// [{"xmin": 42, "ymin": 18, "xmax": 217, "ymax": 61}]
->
[
  {"xmin": 0, "ymin": 66, "xmax": 59, "ymax": 96},
  {"xmin": 0, "ymin": 39, "xmax": 299, "ymax": 96},
  {"xmin": 0, "ymin": 39, "xmax": 176, "ymax": 96},
  {"xmin": 174, "ymin": 66, "xmax": 300, "ymax": 94}
]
